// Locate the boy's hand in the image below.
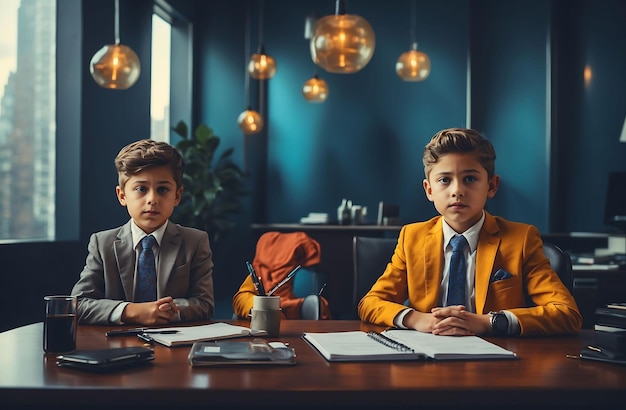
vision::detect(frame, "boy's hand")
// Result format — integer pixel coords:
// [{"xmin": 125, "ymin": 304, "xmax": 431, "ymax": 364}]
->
[
  {"xmin": 431, "ymin": 306, "xmax": 491, "ymax": 336},
  {"xmin": 402, "ymin": 309, "xmax": 442, "ymax": 333},
  {"xmin": 122, "ymin": 296, "xmax": 179, "ymax": 325}
]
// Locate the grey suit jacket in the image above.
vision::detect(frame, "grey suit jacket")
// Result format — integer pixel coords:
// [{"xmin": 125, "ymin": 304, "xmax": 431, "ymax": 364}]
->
[{"xmin": 71, "ymin": 220, "xmax": 214, "ymax": 324}]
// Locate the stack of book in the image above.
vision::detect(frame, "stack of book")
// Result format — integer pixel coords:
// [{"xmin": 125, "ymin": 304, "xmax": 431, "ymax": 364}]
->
[
  {"xmin": 299, "ymin": 212, "xmax": 329, "ymax": 224},
  {"xmin": 586, "ymin": 303, "xmax": 626, "ymax": 363},
  {"xmin": 570, "ymin": 253, "xmax": 626, "ymax": 270}
]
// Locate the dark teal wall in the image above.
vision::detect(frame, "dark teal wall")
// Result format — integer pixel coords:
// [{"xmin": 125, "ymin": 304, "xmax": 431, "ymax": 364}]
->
[
  {"xmin": 470, "ymin": 0, "xmax": 551, "ymax": 230},
  {"xmin": 554, "ymin": 0, "xmax": 626, "ymax": 233},
  {"xmin": 196, "ymin": 0, "xmax": 470, "ymax": 229},
  {"xmin": 193, "ymin": 0, "xmax": 626, "ymax": 236},
  {"xmin": 264, "ymin": 0, "xmax": 469, "ymax": 227}
]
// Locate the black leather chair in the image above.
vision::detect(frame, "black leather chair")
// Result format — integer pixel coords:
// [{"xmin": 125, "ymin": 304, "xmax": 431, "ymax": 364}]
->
[
  {"xmin": 351, "ymin": 236, "xmax": 398, "ymax": 320},
  {"xmin": 542, "ymin": 241, "xmax": 574, "ymax": 292},
  {"xmin": 293, "ymin": 268, "xmax": 327, "ymax": 320}
]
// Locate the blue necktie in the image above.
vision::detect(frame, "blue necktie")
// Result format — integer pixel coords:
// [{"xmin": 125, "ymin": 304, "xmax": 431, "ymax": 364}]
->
[
  {"xmin": 446, "ymin": 235, "xmax": 468, "ymax": 306},
  {"xmin": 136, "ymin": 235, "xmax": 157, "ymax": 302}
]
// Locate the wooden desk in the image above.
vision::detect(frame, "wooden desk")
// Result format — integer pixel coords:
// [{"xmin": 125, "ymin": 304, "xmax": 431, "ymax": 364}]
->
[
  {"xmin": 251, "ymin": 224, "xmax": 401, "ymax": 318},
  {"xmin": 1, "ymin": 321, "xmax": 625, "ymax": 409}
]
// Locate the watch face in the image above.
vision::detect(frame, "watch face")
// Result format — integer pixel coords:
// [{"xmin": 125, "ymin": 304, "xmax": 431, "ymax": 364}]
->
[{"xmin": 492, "ymin": 313, "xmax": 508, "ymax": 334}]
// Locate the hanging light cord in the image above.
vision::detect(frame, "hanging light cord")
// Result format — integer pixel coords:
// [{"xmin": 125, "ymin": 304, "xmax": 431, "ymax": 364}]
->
[
  {"xmin": 114, "ymin": 0, "xmax": 120, "ymax": 45},
  {"xmin": 244, "ymin": 1, "xmax": 251, "ymax": 108},
  {"xmin": 336, "ymin": 0, "xmax": 347, "ymax": 15},
  {"xmin": 258, "ymin": 0, "xmax": 265, "ymax": 50},
  {"xmin": 410, "ymin": 0, "xmax": 417, "ymax": 48}
]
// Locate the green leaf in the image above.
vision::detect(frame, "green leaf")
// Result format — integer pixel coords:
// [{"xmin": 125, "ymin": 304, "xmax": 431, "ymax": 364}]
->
[
  {"xmin": 173, "ymin": 120, "xmax": 247, "ymax": 243},
  {"xmin": 172, "ymin": 121, "xmax": 188, "ymax": 138}
]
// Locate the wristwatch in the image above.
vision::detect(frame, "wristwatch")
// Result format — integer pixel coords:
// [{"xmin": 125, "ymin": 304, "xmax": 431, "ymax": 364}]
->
[{"xmin": 489, "ymin": 311, "xmax": 509, "ymax": 336}]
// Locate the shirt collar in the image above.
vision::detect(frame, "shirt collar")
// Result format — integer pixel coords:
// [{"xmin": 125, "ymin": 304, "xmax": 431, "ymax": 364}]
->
[
  {"xmin": 130, "ymin": 220, "xmax": 168, "ymax": 249},
  {"xmin": 442, "ymin": 210, "xmax": 485, "ymax": 253}
]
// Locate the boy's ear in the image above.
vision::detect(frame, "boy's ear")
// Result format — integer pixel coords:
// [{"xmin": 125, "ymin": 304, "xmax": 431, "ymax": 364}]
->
[
  {"xmin": 423, "ymin": 178, "xmax": 434, "ymax": 202},
  {"xmin": 115, "ymin": 186, "xmax": 127, "ymax": 206},
  {"xmin": 487, "ymin": 175, "xmax": 500, "ymax": 198},
  {"xmin": 174, "ymin": 187, "xmax": 183, "ymax": 206}
]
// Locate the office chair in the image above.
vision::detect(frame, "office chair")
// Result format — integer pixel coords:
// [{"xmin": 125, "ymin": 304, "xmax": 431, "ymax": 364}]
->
[
  {"xmin": 542, "ymin": 242, "xmax": 574, "ymax": 292},
  {"xmin": 293, "ymin": 268, "xmax": 327, "ymax": 320},
  {"xmin": 352, "ymin": 236, "xmax": 398, "ymax": 320},
  {"xmin": 300, "ymin": 294, "xmax": 323, "ymax": 320}
]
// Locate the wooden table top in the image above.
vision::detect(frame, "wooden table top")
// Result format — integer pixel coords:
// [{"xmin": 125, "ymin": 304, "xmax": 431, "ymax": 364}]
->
[{"xmin": 1, "ymin": 319, "xmax": 624, "ymax": 409}]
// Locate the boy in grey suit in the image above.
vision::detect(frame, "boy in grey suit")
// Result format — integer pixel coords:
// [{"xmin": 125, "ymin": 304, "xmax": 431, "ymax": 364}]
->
[{"xmin": 71, "ymin": 139, "xmax": 214, "ymax": 325}]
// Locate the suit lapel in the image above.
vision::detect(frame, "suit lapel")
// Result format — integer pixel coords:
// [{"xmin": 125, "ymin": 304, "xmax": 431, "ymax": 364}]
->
[
  {"xmin": 114, "ymin": 221, "xmax": 136, "ymax": 300},
  {"xmin": 423, "ymin": 219, "xmax": 444, "ymax": 307},
  {"xmin": 475, "ymin": 212, "xmax": 501, "ymax": 314},
  {"xmin": 158, "ymin": 223, "xmax": 182, "ymax": 295}
]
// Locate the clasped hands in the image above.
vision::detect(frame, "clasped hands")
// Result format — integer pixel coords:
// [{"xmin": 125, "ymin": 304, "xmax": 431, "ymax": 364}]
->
[
  {"xmin": 122, "ymin": 296, "xmax": 181, "ymax": 326},
  {"xmin": 404, "ymin": 305, "xmax": 492, "ymax": 336}
]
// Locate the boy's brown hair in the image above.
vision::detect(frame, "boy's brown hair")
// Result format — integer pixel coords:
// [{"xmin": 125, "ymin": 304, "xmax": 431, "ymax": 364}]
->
[
  {"xmin": 114, "ymin": 139, "xmax": 185, "ymax": 189},
  {"xmin": 422, "ymin": 128, "xmax": 496, "ymax": 179}
]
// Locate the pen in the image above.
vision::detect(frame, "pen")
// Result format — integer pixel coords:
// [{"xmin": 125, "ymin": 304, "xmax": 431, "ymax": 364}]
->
[
  {"xmin": 137, "ymin": 333, "xmax": 155, "ymax": 344},
  {"xmin": 247, "ymin": 261, "xmax": 266, "ymax": 296},
  {"xmin": 267, "ymin": 265, "xmax": 302, "ymax": 296},
  {"xmin": 106, "ymin": 328, "xmax": 180, "ymax": 337},
  {"xmin": 318, "ymin": 283, "xmax": 327, "ymax": 296}
]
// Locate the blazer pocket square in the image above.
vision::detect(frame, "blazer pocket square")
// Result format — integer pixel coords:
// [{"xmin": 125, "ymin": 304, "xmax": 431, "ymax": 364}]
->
[{"xmin": 491, "ymin": 269, "xmax": 513, "ymax": 282}]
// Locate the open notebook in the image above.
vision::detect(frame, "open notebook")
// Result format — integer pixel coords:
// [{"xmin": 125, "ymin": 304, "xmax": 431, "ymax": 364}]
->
[
  {"xmin": 141, "ymin": 323, "xmax": 267, "ymax": 347},
  {"xmin": 302, "ymin": 329, "xmax": 517, "ymax": 362}
]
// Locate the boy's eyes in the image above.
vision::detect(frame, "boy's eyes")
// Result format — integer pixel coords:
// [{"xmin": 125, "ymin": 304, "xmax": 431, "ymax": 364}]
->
[
  {"xmin": 437, "ymin": 176, "xmax": 478, "ymax": 184},
  {"xmin": 132, "ymin": 186, "xmax": 170, "ymax": 193}
]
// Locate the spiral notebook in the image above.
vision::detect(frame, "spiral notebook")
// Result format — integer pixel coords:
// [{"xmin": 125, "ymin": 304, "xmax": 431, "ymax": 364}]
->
[{"xmin": 302, "ymin": 330, "xmax": 517, "ymax": 362}]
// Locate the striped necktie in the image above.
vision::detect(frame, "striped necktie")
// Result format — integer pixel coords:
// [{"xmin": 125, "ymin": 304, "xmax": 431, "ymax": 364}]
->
[
  {"xmin": 136, "ymin": 235, "xmax": 157, "ymax": 302},
  {"xmin": 446, "ymin": 235, "xmax": 468, "ymax": 306}
]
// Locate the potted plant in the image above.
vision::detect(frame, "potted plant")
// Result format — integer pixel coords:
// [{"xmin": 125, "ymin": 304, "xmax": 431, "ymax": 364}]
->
[{"xmin": 171, "ymin": 121, "xmax": 247, "ymax": 243}]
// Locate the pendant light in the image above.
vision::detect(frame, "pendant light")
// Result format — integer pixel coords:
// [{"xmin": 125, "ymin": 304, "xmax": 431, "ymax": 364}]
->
[
  {"xmin": 302, "ymin": 73, "xmax": 329, "ymax": 103},
  {"xmin": 248, "ymin": 0, "xmax": 277, "ymax": 80},
  {"xmin": 238, "ymin": 1, "xmax": 264, "ymax": 134},
  {"xmin": 310, "ymin": 0, "xmax": 376, "ymax": 74},
  {"xmin": 238, "ymin": 108, "xmax": 264, "ymax": 134},
  {"xmin": 89, "ymin": 0, "xmax": 141, "ymax": 89},
  {"xmin": 396, "ymin": 0, "xmax": 430, "ymax": 82}
]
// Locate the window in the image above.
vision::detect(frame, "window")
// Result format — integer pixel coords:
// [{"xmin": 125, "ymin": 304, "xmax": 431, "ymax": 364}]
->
[
  {"xmin": 0, "ymin": 0, "xmax": 56, "ymax": 242},
  {"xmin": 150, "ymin": 13, "xmax": 171, "ymax": 143},
  {"xmin": 152, "ymin": 1, "xmax": 193, "ymax": 143}
]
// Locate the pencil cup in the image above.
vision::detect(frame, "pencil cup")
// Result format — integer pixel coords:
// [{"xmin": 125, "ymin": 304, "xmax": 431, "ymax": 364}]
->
[
  {"xmin": 251, "ymin": 295, "xmax": 281, "ymax": 337},
  {"xmin": 253, "ymin": 295, "xmax": 280, "ymax": 311},
  {"xmin": 43, "ymin": 295, "xmax": 77, "ymax": 354},
  {"xmin": 250, "ymin": 309, "xmax": 281, "ymax": 337}
]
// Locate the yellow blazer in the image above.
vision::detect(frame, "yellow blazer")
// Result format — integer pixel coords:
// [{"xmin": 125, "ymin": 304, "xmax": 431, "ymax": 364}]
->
[{"xmin": 358, "ymin": 212, "xmax": 582, "ymax": 335}]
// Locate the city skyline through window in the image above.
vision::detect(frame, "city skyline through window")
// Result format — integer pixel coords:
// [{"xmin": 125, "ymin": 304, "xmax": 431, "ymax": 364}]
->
[{"xmin": 0, "ymin": 0, "xmax": 56, "ymax": 242}]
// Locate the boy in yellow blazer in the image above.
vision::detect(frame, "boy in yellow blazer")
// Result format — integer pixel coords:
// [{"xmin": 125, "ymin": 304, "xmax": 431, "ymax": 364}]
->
[{"xmin": 358, "ymin": 128, "xmax": 582, "ymax": 336}]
